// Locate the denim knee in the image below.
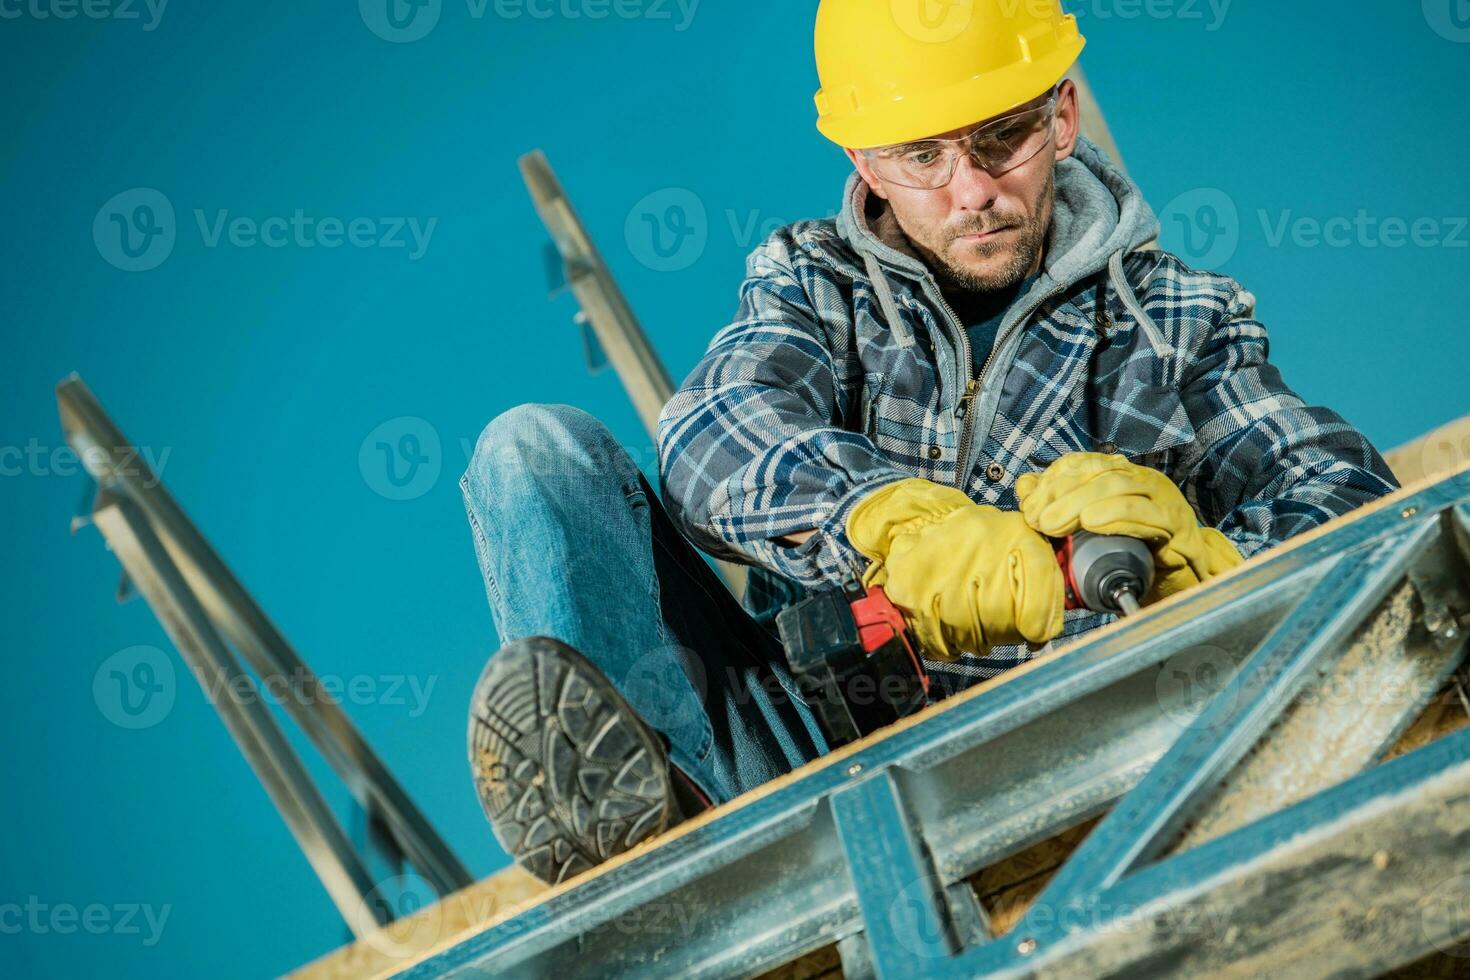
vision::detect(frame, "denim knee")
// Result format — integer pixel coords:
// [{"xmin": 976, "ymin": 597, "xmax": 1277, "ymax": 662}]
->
[{"xmin": 463, "ymin": 402, "xmax": 639, "ymax": 501}]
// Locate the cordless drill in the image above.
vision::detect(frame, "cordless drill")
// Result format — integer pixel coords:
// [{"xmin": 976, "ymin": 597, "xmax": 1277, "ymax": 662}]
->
[
  {"xmin": 1055, "ymin": 530, "xmax": 1155, "ymax": 616},
  {"xmin": 777, "ymin": 532, "xmax": 1155, "ymax": 748}
]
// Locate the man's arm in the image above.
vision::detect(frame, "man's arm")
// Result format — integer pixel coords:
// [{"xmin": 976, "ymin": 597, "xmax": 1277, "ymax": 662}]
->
[
  {"xmin": 657, "ymin": 233, "xmax": 909, "ymax": 589},
  {"xmin": 1179, "ymin": 279, "xmax": 1399, "ymax": 558}
]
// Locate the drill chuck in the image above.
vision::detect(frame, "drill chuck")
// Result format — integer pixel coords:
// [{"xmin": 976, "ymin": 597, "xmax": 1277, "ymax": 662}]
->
[{"xmin": 1063, "ymin": 531, "xmax": 1155, "ymax": 615}]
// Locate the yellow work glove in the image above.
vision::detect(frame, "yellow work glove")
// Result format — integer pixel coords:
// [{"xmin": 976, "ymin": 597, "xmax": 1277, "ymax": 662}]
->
[
  {"xmin": 847, "ymin": 478, "xmax": 1066, "ymax": 660},
  {"xmin": 1014, "ymin": 453, "xmax": 1244, "ymax": 604}
]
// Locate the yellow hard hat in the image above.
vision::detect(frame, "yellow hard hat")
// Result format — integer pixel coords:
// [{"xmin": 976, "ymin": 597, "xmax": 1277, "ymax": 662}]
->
[{"xmin": 813, "ymin": 0, "xmax": 1085, "ymax": 149}]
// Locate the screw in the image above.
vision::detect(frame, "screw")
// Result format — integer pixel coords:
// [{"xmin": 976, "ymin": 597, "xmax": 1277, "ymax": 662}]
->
[
  {"xmin": 1016, "ymin": 937, "xmax": 1037, "ymax": 955},
  {"xmin": 1402, "ymin": 506, "xmax": 1419, "ymax": 518},
  {"xmin": 847, "ymin": 762, "xmax": 863, "ymax": 776}
]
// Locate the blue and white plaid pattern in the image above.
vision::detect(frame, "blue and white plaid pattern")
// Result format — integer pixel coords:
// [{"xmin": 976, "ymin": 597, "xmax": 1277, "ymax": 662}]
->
[{"xmin": 657, "ymin": 172, "xmax": 1398, "ymax": 697}]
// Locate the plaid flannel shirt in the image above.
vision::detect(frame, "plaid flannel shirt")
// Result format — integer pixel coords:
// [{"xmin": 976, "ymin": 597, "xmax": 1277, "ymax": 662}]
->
[{"xmin": 656, "ymin": 139, "xmax": 1398, "ymax": 695}]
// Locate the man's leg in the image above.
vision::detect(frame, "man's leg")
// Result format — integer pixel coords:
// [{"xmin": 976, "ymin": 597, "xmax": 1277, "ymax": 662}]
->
[{"xmin": 459, "ymin": 403, "xmax": 828, "ymax": 878}]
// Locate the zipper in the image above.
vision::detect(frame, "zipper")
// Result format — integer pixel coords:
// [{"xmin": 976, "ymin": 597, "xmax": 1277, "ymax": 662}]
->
[
  {"xmin": 930, "ymin": 279, "xmax": 1068, "ymax": 489},
  {"xmin": 865, "ymin": 241, "xmax": 1075, "ymax": 489},
  {"xmin": 932, "ymin": 289, "xmax": 978, "ymax": 490}
]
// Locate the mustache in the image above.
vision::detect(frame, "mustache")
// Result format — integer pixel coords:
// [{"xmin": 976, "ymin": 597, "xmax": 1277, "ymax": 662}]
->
[{"xmin": 948, "ymin": 216, "xmax": 1022, "ymax": 238}]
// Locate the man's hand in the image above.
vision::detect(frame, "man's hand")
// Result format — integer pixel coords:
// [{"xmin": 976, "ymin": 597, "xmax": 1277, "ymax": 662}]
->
[
  {"xmin": 1014, "ymin": 453, "xmax": 1244, "ymax": 603},
  {"xmin": 847, "ymin": 478, "xmax": 1065, "ymax": 659}
]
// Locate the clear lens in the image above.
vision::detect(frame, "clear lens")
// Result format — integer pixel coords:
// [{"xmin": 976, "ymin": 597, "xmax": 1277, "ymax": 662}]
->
[{"xmin": 866, "ymin": 99, "xmax": 1056, "ymax": 190}]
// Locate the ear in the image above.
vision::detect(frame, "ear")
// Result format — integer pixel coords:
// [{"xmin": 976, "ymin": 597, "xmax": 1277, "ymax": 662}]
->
[
  {"xmin": 1053, "ymin": 78, "xmax": 1081, "ymax": 163},
  {"xmin": 845, "ymin": 147, "xmax": 889, "ymax": 200}
]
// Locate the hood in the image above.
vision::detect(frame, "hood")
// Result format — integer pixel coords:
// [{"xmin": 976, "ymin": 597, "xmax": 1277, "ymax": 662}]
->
[{"xmin": 835, "ymin": 134, "xmax": 1172, "ymax": 355}]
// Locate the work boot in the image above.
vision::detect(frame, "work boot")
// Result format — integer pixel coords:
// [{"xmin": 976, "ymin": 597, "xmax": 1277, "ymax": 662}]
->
[{"xmin": 468, "ymin": 636, "xmax": 712, "ymax": 884}]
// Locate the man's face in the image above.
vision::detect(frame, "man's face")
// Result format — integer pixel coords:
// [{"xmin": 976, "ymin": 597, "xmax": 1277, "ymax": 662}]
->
[{"xmin": 847, "ymin": 80, "xmax": 1081, "ymax": 294}]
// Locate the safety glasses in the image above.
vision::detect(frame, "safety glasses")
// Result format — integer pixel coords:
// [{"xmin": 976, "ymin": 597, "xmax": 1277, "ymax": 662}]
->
[{"xmin": 862, "ymin": 96, "xmax": 1058, "ymax": 190}]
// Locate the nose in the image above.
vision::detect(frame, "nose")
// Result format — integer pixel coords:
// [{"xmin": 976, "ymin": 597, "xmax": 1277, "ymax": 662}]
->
[{"xmin": 948, "ymin": 153, "xmax": 999, "ymax": 211}]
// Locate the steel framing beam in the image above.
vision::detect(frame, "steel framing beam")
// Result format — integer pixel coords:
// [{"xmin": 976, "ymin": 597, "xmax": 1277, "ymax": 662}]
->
[
  {"xmin": 392, "ymin": 468, "xmax": 1470, "ymax": 979},
  {"xmin": 58, "ymin": 375, "xmax": 473, "ymax": 935}
]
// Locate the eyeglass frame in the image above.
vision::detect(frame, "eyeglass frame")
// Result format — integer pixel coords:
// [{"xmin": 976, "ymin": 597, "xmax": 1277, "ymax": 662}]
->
[{"xmin": 859, "ymin": 90, "xmax": 1060, "ymax": 190}]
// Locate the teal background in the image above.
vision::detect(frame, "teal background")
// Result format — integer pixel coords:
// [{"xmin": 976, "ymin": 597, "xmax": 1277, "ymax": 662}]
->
[{"xmin": 2, "ymin": 2, "xmax": 1467, "ymax": 975}]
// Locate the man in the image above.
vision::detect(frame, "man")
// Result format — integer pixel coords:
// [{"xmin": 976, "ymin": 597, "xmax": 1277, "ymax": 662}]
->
[{"xmin": 461, "ymin": 0, "xmax": 1397, "ymax": 885}]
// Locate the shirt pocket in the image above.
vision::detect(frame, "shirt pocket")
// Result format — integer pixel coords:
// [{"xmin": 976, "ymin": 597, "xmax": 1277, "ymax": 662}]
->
[
  {"xmin": 861, "ymin": 370, "xmax": 955, "ymax": 480},
  {"xmin": 1023, "ymin": 374, "xmax": 1198, "ymax": 477},
  {"xmin": 1096, "ymin": 380, "xmax": 1198, "ymax": 474}
]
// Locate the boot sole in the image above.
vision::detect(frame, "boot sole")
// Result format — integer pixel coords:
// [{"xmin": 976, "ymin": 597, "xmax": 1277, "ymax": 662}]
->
[{"xmin": 468, "ymin": 636, "xmax": 676, "ymax": 884}]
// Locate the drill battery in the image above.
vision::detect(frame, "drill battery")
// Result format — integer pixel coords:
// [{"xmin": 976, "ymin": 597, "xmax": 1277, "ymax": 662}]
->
[{"xmin": 775, "ymin": 578, "xmax": 931, "ymax": 748}]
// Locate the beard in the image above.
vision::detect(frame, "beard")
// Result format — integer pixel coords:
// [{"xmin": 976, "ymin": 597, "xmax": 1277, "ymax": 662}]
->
[{"xmin": 903, "ymin": 164, "xmax": 1054, "ymax": 295}]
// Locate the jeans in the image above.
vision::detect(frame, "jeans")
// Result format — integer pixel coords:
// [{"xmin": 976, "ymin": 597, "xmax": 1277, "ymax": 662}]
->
[{"xmin": 460, "ymin": 403, "xmax": 831, "ymax": 806}]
